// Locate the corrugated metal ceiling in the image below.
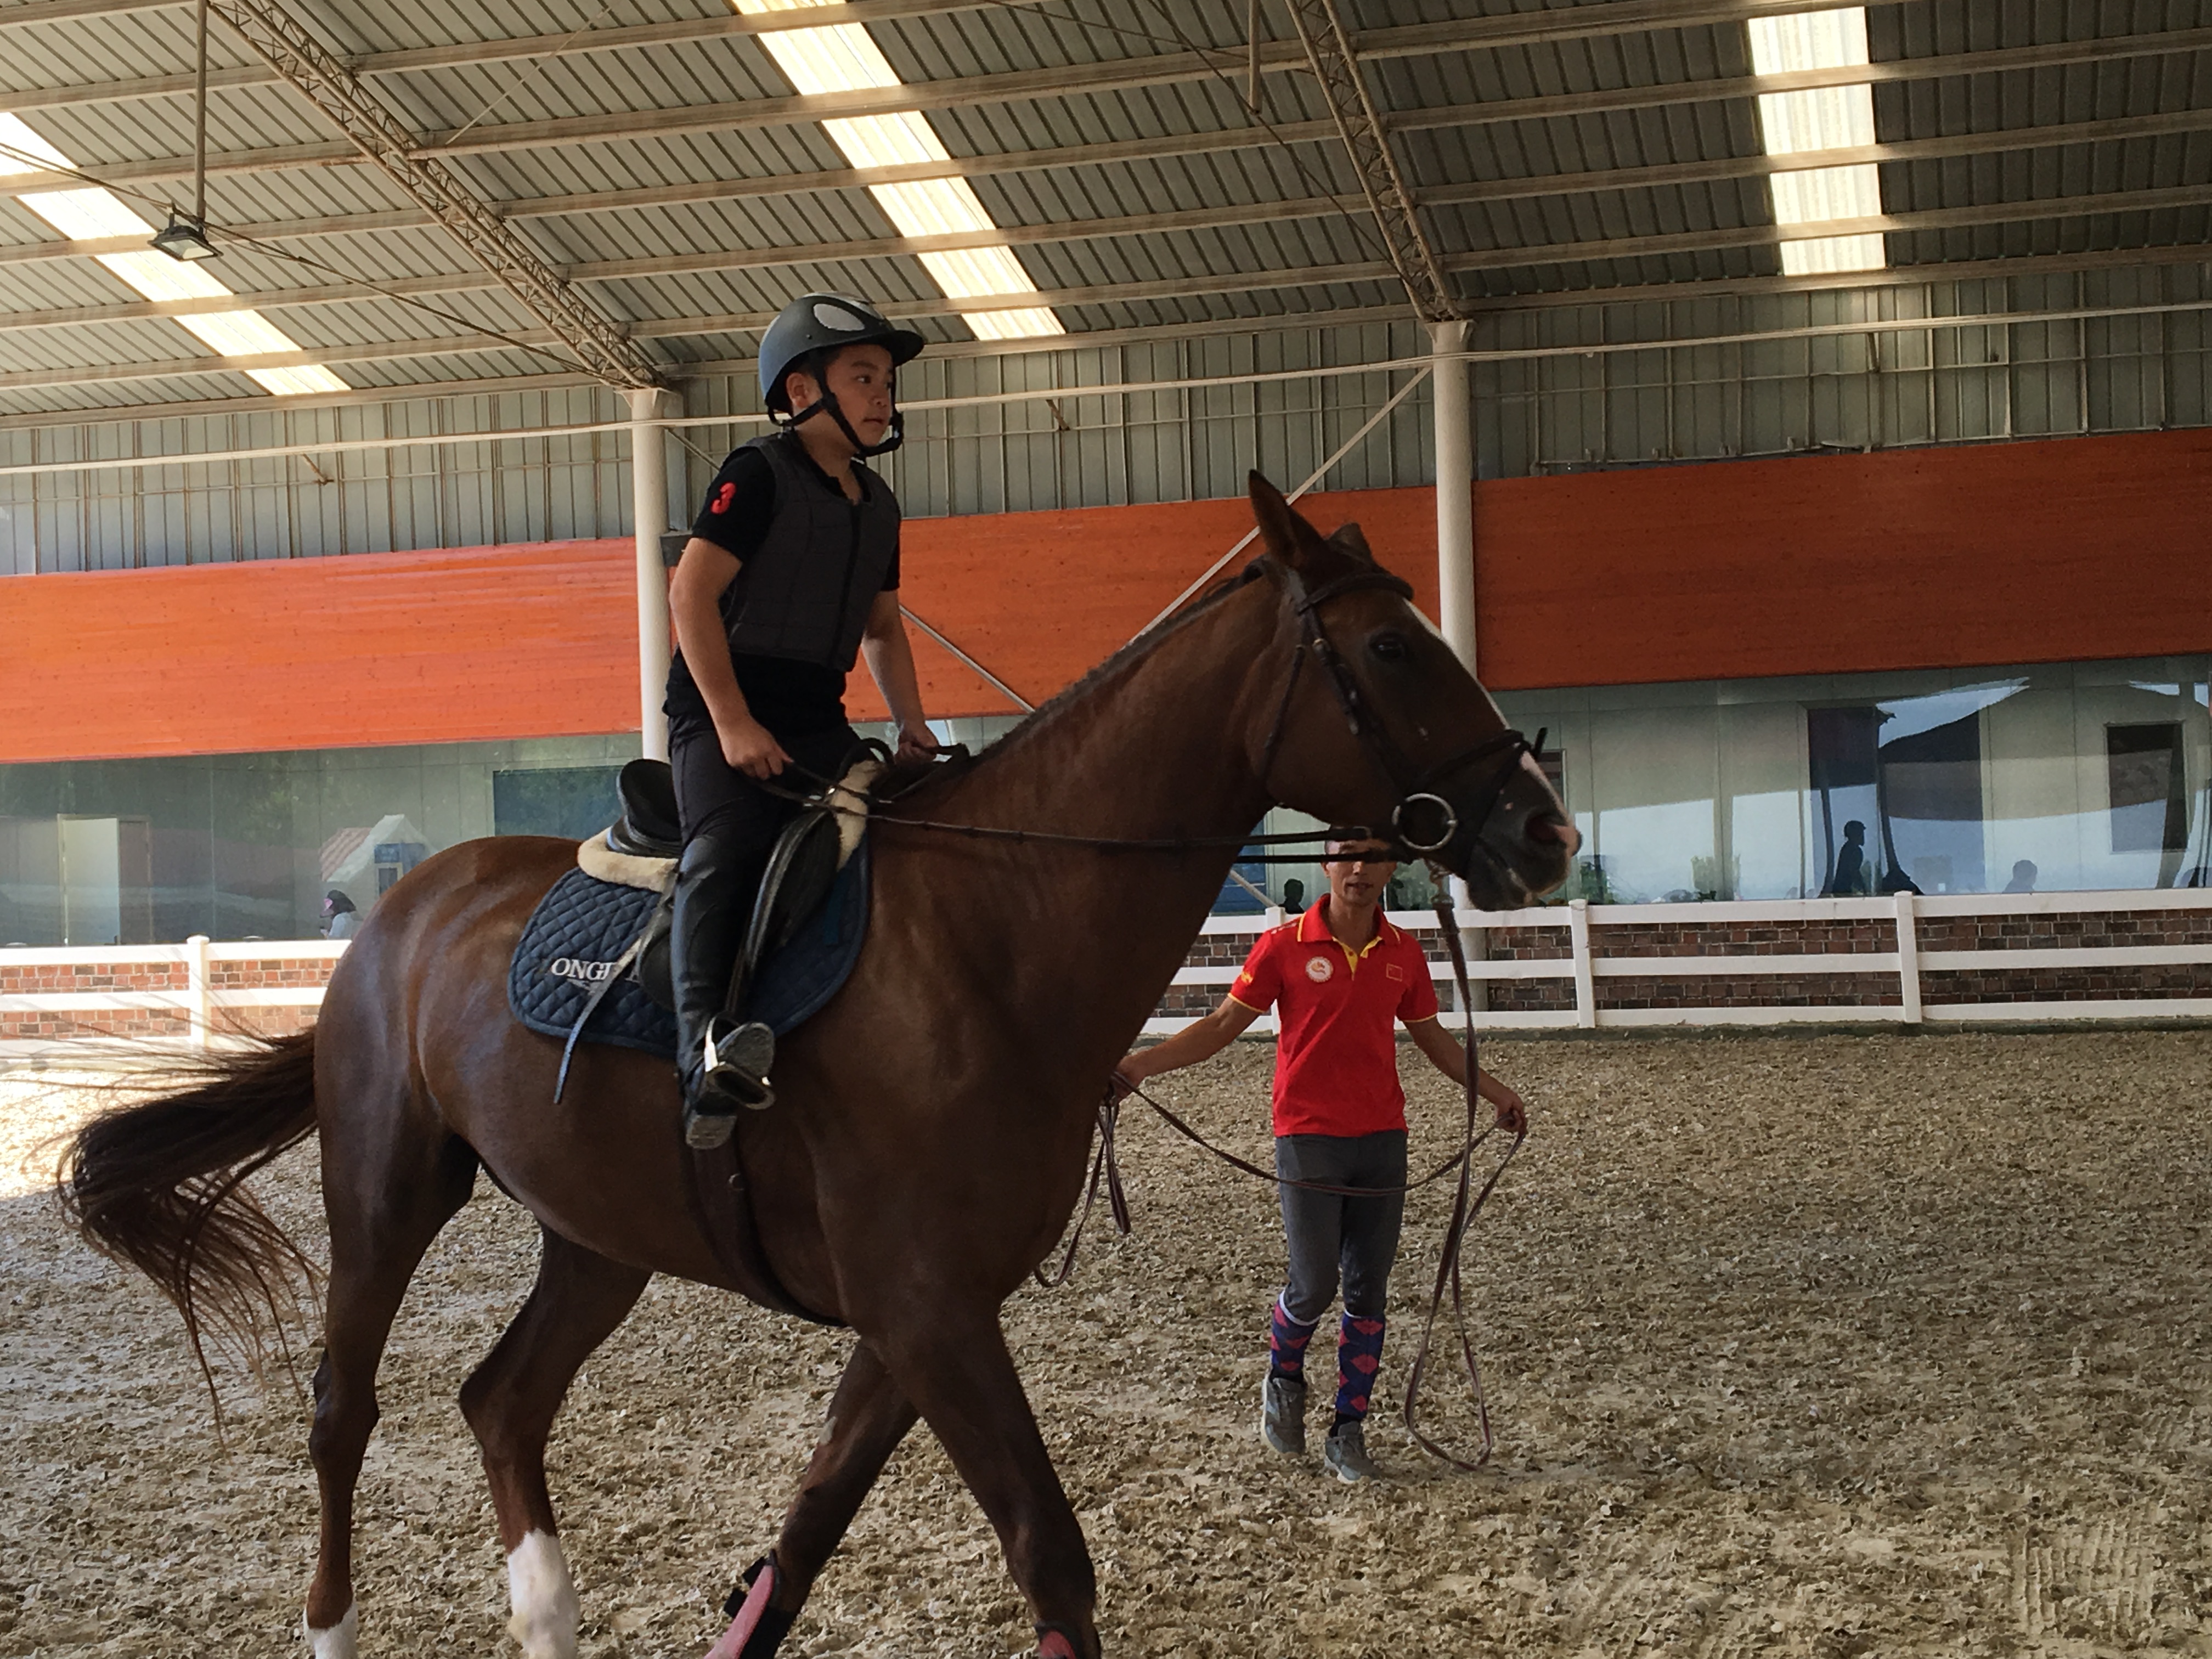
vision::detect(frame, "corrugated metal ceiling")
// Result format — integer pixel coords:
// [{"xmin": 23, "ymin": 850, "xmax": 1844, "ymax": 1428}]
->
[{"xmin": 0, "ymin": 0, "xmax": 2202, "ymax": 421}]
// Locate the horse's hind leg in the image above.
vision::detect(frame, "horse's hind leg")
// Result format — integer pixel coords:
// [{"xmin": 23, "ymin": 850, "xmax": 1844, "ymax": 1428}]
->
[
  {"xmin": 458, "ymin": 1226, "xmax": 648, "ymax": 1659},
  {"xmin": 304, "ymin": 1096, "xmax": 478, "ymax": 1656},
  {"xmin": 871, "ymin": 1310, "xmax": 1100, "ymax": 1659},
  {"xmin": 716, "ymin": 1340, "xmax": 918, "ymax": 1655}
]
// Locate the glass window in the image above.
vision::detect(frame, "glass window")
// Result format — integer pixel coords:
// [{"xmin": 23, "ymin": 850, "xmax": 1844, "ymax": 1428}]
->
[
  {"xmin": 1, "ymin": 735, "xmax": 637, "ymax": 945},
  {"xmin": 1807, "ymin": 705, "xmax": 1879, "ymax": 895},
  {"xmin": 1877, "ymin": 689, "xmax": 1994, "ymax": 896},
  {"xmin": 493, "ymin": 766, "xmax": 625, "ymax": 841},
  {"xmin": 2107, "ymin": 723, "xmax": 2188, "ymax": 854},
  {"xmin": 1587, "ymin": 703, "xmax": 1718, "ymax": 903}
]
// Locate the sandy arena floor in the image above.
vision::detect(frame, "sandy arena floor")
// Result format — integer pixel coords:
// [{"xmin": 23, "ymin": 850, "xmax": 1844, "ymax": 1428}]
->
[{"xmin": 2, "ymin": 1030, "xmax": 2208, "ymax": 1659}]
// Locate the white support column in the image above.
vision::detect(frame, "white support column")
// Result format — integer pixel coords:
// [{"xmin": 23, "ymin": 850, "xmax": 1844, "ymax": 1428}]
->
[
  {"xmin": 628, "ymin": 386, "xmax": 676, "ymax": 762},
  {"xmin": 1431, "ymin": 318, "xmax": 1484, "ymax": 1008},
  {"xmin": 1894, "ymin": 890, "xmax": 1923, "ymax": 1024},
  {"xmin": 1429, "ymin": 317, "xmax": 1475, "ymax": 674}
]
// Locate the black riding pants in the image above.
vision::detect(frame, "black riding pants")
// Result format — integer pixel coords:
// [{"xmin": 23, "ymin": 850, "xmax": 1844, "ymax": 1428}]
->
[
  {"xmin": 1274, "ymin": 1130, "xmax": 1408, "ymax": 1325},
  {"xmin": 672, "ymin": 723, "xmax": 862, "ymax": 850}
]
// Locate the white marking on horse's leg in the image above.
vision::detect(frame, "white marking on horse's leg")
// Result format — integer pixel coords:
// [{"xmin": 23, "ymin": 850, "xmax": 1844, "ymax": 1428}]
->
[
  {"xmin": 506, "ymin": 1530, "xmax": 581, "ymax": 1659},
  {"xmin": 303, "ymin": 1603, "xmax": 359, "ymax": 1659}
]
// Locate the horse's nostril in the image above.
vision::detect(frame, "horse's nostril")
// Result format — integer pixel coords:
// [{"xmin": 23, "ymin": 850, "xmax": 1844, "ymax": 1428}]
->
[{"xmin": 1527, "ymin": 815, "xmax": 1579, "ymax": 854}]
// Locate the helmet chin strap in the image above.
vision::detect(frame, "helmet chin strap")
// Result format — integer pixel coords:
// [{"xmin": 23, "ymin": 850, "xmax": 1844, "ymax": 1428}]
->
[{"xmin": 781, "ymin": 391, "xmax": 904, "ymax": 457}]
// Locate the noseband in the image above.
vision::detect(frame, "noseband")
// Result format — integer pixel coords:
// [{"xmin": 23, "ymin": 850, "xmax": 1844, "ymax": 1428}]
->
[{"xmin": 1254, "ymin": 560, "xmax": 1543, "ymax": 868}]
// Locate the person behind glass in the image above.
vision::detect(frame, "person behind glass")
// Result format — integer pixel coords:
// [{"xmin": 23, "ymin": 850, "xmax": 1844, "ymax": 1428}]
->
[
  {"xmin": 322, "ymin": 890, "xmax": 360, "ymax": 940},
  {"xmin": 1112, "ymin": 831, "xmax": 1529, "ymax": 1483},
  {"xmin": 1822, "ymin": 819, "xmax": 1870, "ymax": 896},
  {"xmin": 2004, "ymin": 859, "xmax": 2038, "ymax": 894},
  {"xmin": 663, "ymin": 292, "xmax": 938, "ymax": 1150}
]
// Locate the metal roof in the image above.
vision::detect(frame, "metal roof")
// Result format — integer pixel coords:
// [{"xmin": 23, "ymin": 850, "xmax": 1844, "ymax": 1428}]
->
[{"xmin": 0, "ymin": 0, "xmax": 2205, "ymax": 424}]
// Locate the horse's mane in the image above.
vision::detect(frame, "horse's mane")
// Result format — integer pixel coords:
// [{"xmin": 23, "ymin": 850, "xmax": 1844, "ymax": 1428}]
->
[
  {"xmin": 891, "ymin": 561, "xmax": 1272, "ymax": 806},
  {"xmin": 893, "ymin": 517, "xmax": 1384, "ymax": 809}
]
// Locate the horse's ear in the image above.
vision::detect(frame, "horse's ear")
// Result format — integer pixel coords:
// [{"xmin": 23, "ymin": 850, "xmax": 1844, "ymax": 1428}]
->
[
  {"xmin": 1248, "ymin": 472, "xmax": 1328, "ymax": 568},
  {"xmin": 1325, "ymin": 522, "xmax": 1373, "ymax": 563}
]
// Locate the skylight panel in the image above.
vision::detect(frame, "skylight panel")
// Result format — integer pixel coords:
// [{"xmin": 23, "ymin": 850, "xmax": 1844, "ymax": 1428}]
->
[
  {"xmin": 1768, "ymin": 163, "xmax": 1882, "ymax": 227},
  {"xmin": 1746, "ymin": 8, "xmax": 1870, "ymax": 75},
  {"xmin": 1747, "ymin": 8, "xmax": 1887, "ymax": 276},
  {"xmin": 1755, "ymin": 86, "xmax": 1876, "ymax": 155},
  {"xmin": 0, "ymin": 111, "xmax": 349, "ymax": 397},
  {"xmin": 732, "ymin": 0, "xmax": 1064, "ymax": 340},
  {"xmin": 1779, "ymin": 233, "xmax": 1888, "ymax": 276}
]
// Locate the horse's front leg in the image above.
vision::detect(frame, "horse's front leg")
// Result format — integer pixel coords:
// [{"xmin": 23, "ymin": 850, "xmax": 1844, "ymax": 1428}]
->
[
  {"xmin": 708, "ymin": 1340, "xmax": 918, "ymax": 1658},
  {"xmin": 869, "ymin": 1304, "xmax": 1099, "ymax": 1659}
]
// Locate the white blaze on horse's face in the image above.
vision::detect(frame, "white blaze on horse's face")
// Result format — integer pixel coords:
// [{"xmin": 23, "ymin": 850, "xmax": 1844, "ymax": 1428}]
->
[
  {"xmin": 506, "ymin": 1530, "xmax": 582, "ymax": 1659},
  {"xmin": 304, "ymin": 1604, "xmax": 359, "ymax": 1659}
]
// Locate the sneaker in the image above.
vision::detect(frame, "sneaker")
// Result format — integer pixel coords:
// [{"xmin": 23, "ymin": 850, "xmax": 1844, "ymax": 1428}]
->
[
  {"xmin": 1322, "ymin": 1419, "xmax": 1383, "ymax": 1483},
  {"xmin": 1261, "ymin": 1374, "xmax": 1307, "ymax": 1456}
]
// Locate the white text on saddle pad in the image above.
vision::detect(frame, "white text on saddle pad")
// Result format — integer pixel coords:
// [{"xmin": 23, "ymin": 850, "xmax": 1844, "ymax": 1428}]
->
[{"xmin": 546, "ymin": 956, "xmax": 622, "ymax": 984}]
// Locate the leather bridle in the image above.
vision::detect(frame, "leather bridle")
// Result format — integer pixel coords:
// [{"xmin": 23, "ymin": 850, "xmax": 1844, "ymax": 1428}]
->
[{"xmin": 1254, "ymin": 558, "xmax": 1544, "ymax": 872}]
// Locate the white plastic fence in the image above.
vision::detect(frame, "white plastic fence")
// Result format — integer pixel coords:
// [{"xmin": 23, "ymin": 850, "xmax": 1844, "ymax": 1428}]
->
[
  {"xmin": 0, "ymin": 936, "xmax": 344, "ymax": 1053},
  {"xmin": 1142, "ymin": 888, "xmax": 2212, "ymax": 1034},
  {"xmin": 1, "ymin": 890, "xmax": 2207, "ymax": 1057}
]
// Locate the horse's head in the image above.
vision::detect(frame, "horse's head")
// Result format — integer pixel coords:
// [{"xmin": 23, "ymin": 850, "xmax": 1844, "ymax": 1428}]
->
[{"xmin": 1241, "ymin": 473, "xmax": 1579, "ymax": 909}]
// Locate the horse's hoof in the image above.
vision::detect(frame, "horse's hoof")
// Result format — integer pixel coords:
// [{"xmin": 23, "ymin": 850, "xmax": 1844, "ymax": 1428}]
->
[{"xmin": 1035, "ymin": 1624, "xmax": 1081, "ymax": 1659}]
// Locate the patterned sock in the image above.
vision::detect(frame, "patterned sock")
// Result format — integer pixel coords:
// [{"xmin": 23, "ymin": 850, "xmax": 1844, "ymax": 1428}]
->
[
  {"xmin": 1267, "ymin": 1296, "xmax": 1318, "ymax": 1382},
  {"xmin": 1333, "ymin": 1312, "xmax": 1386, "ymax": 1427}
]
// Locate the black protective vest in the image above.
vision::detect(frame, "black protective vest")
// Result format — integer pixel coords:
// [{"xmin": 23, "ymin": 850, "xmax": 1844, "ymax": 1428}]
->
[{"xmin": 721, "ymin": 433, "xmax": 900, "ymax": 672}]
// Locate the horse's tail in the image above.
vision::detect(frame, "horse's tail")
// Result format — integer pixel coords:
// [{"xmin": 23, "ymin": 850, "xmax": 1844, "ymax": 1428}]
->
[{"xmin": 59, "ymin": 1030, "xmax": 321, "ymax": 1394}]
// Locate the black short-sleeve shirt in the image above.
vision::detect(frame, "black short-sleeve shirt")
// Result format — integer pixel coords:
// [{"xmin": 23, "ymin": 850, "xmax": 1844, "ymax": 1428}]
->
[{"xmin": 664, "ymin": 436, "xmax": 901, "ymax": 742}]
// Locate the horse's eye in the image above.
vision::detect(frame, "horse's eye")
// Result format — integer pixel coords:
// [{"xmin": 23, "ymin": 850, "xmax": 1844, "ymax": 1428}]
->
[{"xmin": 1369, "ymin": 633, "xmax": 1410, "ymax": 663}]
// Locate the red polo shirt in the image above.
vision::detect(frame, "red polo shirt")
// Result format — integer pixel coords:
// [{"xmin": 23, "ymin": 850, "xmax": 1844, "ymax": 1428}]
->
[{"xmin": 1227, "ymin": 900, "xmax": 1441, "ymax": 1139}]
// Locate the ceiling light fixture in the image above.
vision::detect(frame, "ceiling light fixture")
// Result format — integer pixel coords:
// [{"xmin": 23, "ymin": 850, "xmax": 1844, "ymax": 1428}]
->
[{"xmin": 152, "ymin": 213, "xmax": 219, "ymax": 261}]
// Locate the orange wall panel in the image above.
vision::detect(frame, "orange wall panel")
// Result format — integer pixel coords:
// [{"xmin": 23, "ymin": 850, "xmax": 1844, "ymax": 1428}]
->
[
  {"xmin": 3, "ymin": 430, "xmax": 2206, "ymax": 764},
  {"xmin": 0, "ymin": 539, "xmax": 642, "ymax": 764},
  {"xmin": 1471, "ymin": 426, "xmax": 2212, "ymax": 689}
]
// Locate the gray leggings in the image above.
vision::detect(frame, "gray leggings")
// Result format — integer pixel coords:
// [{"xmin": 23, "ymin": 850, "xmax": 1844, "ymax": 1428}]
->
[{"xmin": 1274, "ymin": 1130, "xmax": 1408, "ymax": 1325}]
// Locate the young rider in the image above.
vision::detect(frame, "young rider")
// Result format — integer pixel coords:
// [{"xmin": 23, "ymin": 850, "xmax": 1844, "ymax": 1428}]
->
[
  {"xmin": 664, "ymin": 292, "xmax": 939, "ymax": 1150},
  {"xmin": 1114, "ymin": 832, "xmax": 1530, "ymax": 1482}
]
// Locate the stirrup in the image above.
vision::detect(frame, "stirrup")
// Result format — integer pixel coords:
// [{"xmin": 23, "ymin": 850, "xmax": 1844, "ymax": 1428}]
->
[{"xmin": 702, "ymin": 1018, "xmax": 776, "ymax": 1108}]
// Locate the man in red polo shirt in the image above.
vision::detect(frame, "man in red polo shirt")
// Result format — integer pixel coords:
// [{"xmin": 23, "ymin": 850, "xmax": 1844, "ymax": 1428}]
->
[{"xmin": 1116, "ymin": 830, "xmax": 1528, "ymax": 1482}]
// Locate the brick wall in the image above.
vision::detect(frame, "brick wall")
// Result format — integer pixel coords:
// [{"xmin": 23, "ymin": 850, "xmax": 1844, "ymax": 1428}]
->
[
  {"xmin": 0, "ymin": 952, "xmax": 334, "ymax": 1044},
  {"xmin": 1920, "ymin": 907, "xmax": 2212, "ymax": 1006},
  {"xmin": 0, "ymin": 958, "xmax": 191, "ymax": 1042}
]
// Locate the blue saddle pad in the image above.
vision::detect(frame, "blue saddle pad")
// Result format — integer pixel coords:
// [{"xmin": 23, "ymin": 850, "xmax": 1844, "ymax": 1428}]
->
[
  {"xmin": 507, "ymin": 843, "xmax": 871, "ymax": 1060},
  {"xmin": 507, "ymin": 868, "xmax": 674, "ymax": 1057}
]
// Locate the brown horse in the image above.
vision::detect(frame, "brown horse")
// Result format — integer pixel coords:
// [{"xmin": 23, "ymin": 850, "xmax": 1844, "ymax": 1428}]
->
[{"xmin": 62, "ymin": 477, "xmax": 1576, "ymax": 1659}]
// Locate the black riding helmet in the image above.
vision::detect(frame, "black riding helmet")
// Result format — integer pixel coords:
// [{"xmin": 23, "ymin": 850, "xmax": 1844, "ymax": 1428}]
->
[{"xmin": 758, "ymin": 292, "xmax": 926, "ymax": 457}]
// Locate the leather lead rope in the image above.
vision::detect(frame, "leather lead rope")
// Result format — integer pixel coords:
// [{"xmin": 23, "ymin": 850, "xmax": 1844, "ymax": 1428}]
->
[{"xmin": 1401, "ymin": 889, "xmax": 1522, "ymax": 1472}]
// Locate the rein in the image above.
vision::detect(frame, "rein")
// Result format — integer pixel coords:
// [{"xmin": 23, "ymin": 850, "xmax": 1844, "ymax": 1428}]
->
[
  {"xmin": 831, "ymin": 556, "xmax": 1539, "ymax": 869},
  {"xmin": 1040, "ymin": 882, "xmax": 1523, "ymax": 1472}
]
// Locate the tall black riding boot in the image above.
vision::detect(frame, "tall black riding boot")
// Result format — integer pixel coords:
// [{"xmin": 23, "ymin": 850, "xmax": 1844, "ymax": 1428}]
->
[{"xmin": 670, "ymin": 831, "xmax": 776, "ymax": 1148}]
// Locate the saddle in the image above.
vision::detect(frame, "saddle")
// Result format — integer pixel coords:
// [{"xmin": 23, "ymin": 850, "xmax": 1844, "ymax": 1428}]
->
[{"xmin": 585, "ymin": 753, "xmax": 879, "ymax": 1021}]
